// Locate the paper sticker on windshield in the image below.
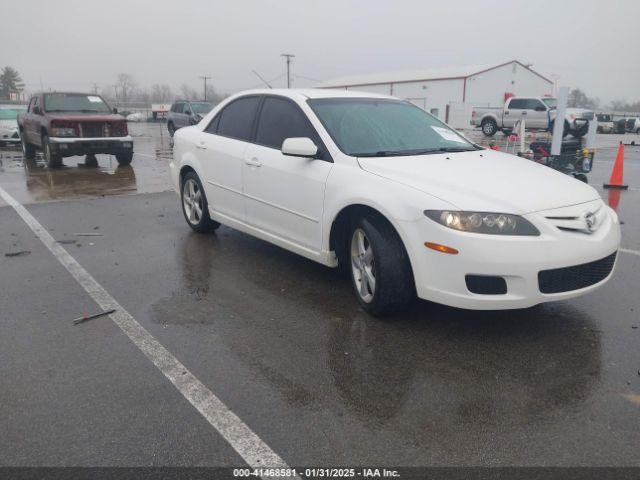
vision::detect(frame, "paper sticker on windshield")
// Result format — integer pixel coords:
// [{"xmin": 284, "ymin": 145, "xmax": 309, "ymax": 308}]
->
[
  {"xmin": 431, "ymin": 126, "xmax": 467, "ymax": 144},
  {"xmin": 87, "ymin": 96, "xmax": 102, "ymax": 103}
]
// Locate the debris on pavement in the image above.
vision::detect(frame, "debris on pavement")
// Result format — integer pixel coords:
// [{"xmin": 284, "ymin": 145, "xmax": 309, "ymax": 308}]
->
[
  {"xmin": 57, "ymin": 239, "xmax": 77, "ymax": 245},
  {"xmin": 74, "ymin": 233, "xmax": 104, "ymax": 237},
  {"xmin": 72, "ymin": 309, "xmax": 116, "ymax": 326},
  {"xmin": 5, "ymin": 250, "xmax": 31, "ymax": 257}
]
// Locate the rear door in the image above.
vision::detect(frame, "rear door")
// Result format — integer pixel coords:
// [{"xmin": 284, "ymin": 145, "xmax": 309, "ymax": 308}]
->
[
  {"xmin": 243, "ymin": 96, "xmax": 332, "ymax": 251},
  {"xmin": 196, "ymin": 95, "xmax": 261, "ymax": 222},
  {"xmin": 503, "ymin": 98, "xmax": 527, "ymax": 129}
]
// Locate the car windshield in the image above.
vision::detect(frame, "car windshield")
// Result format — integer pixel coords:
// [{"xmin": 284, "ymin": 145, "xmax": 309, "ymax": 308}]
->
[
  {"xmin": 0, "ymin": 109, "xmax": 23, "ymax": 120},
  {"xmin": 190, "ymin": 102, "xmax": 214, "ymax": 114},
  {"xmin": 44, "ymin": 93, "xmax": 111, "ymax": 113},
  {"xmin": 541, "ymin": 98, "xmax": 558, "ymax": 109},
  {"xmin": 597, "ymin": 114, "xmax": 612, "ymax": 122},
  {"xmin": 307, "ymin": 98, "xmax": 477, "ymax": 157}
]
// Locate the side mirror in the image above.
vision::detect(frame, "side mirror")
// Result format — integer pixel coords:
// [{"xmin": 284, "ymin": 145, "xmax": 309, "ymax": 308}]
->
[
  {"xmin": 113, "ymin": 107, "xmax": 118, "ymax": 114},
  {"xmin": 33, "ymin": 106, "xmax": 41, "ymax": 115},
  {"xmin": 534, "ymin": 106, "xmax": 546, "ymax": 112},
  {"xmin": 281, "ymin": 137, "xmax": 318, "ymax": 158},
  {"xmin": 184, "ymin": 109, "xmax": 192, "ymax": 116}
]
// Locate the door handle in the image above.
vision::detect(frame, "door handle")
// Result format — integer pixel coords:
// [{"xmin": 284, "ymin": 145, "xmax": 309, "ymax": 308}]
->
[
  {"xmin": 195, "ymin": 143, "xmax": 207, "ymax": 150},
  {"xmin": 245, "ymin": 158, "xmax": 262, "ymax": 167}
]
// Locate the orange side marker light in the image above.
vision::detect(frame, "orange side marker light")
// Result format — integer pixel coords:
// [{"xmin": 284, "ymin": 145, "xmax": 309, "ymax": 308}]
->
[{"xmin": 424, "ymin": 242, "xmax": 459, "ymax": 255}]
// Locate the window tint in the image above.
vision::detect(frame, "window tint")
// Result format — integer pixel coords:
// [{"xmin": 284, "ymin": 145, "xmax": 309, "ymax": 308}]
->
[
  {"xmin": 256, "ymin": 97, "xmax": 317, "ymax": 149},
  {"xmin": 217, "ymin": 96, "xmax": 260, "ymax": 141},
  {"xmin": 508, "ymin": 99, "xmax": 527, "ymax": 109},
  {"xmin": 183, "ymin": 103, "xmax": 192, "ymax": 114},
  {"xmin": 205, "ymin": 114, "xmax": 221, "ymax": 134},
  {"xmin": 172, "ymin": 103, "xmax": 182, "ymax": 113}
]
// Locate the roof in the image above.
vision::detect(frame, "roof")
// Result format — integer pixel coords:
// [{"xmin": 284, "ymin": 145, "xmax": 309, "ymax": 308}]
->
[
  {"xmin": 228, "ymin": 88, "xmax": 395, "ymax": 101},
  {"xmin": 317, "ymin": 60, "xmax": 552, "ymax": 88}
]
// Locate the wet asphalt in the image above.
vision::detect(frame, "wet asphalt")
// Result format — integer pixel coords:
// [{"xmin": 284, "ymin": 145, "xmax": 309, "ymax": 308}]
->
[{"xmin": 0, "ymin": 123, "xmax": 639, "ymax": 467}]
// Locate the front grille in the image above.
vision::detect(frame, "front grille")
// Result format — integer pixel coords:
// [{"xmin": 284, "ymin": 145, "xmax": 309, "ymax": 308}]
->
[
  {"xmin": 538, "ymin": 252, "xmax": 617, "ymax": 294},
  {"xmin": 81, "ymin": 122, "xmax": 106, "ymax": 138}
]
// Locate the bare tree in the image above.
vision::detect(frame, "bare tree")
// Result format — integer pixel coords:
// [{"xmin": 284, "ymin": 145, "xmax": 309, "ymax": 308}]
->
[
  {"xmin": 205, "ymin": 84, "xmax": 227, "ymax": 104},
  {"xmin": 151, "ymin": 84, "xmax": 174, "ymax": 103},
  {"xmin": 116, "ymin": 73, "xmax": 137, "ymax": 105},
  {"xmin": 180, "ymin": 84, "xmax": 199, "ymax": 101}
]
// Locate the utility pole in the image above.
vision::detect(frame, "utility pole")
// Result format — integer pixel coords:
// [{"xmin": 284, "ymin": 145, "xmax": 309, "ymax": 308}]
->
[
  {"xmin": 92, "ymin": 83, "xmax": 99, "ymax": 94},
  {"xmin": 199, "ymin": 75, "xmax": 212, "ymax": 101},
  {"xmin": 281, "ymin": 53, "xmax": 295, "ymax": 88}
]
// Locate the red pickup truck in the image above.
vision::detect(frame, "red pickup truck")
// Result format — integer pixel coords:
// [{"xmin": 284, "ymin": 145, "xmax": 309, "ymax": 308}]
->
[{"xmin": 18, "ymin": 92, "xmax": 134, "ymax": 168}]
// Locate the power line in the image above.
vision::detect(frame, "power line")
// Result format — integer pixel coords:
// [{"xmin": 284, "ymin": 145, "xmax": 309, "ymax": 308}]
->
[
  {"xmin": 251, "ymin": 70, "xmax": 273, "ymax": 89},
  {"xmin": 199, "ymin": 75, "xmax": 212, "ymax": 101},
  {"xmin": 281, "ymin": 53, "xmax": 295, "ymax": 88}
]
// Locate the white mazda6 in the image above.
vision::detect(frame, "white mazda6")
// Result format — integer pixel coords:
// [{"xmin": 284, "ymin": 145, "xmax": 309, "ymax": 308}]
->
[{"xmin": 170, "ymin": 89, "xmax": 620, "ymax": 316}]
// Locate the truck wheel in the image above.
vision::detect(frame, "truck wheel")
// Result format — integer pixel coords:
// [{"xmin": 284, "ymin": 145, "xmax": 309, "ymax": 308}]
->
[
  {"xmin": 21, "ymin": 132, "xmax": 36, "ymax": 160},
  {"xmin": 168, "ymin": 122, "xmax": 176, "ymax": 137},
  {"xmin": 181, "ymin": 171, "xmax": 220, "ymax": 233},
  {"xmin": 116, "ymin": 152, "xmax": 134, "ymax": 165},
  {"xmin": 348, "ymin": 213, "xmax": 415, "ymax": 316},
  {"xmin": 481, "ymin": 118, "xmax": 498, "ymax": 137},
  {"xmin": 42, "ymin": 135, "xmax": 62, "ymax": 168}
]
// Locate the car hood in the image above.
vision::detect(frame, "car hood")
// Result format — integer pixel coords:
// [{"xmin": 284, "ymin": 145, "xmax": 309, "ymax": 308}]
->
[
  {"xmin": 357, "ymin": 149, "xmax": 600, "ymax": 214},
  {"xmin": 0, "ymin": 120, "xmax": 18, "ymax": 131},
  {"xmin": 43, "ymin": 112, "xmax": 125, "ymax": 122}
]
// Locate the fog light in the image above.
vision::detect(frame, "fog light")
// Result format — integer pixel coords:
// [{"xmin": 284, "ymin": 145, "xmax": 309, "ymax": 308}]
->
[{"xmin": 424, "ymin": 242, "xmax": 458, "ymax": 254}]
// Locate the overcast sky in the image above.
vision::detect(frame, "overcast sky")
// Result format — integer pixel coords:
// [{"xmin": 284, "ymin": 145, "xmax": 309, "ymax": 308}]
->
[{"xmin": 3, "ymin": 0, "xmax": 639, "ymax": 104}]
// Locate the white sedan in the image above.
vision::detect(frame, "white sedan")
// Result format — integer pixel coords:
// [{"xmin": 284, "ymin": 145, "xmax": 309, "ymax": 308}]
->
[{"xmin": 170, "ymin": 89, "xmax": 620, "ymax": 316}]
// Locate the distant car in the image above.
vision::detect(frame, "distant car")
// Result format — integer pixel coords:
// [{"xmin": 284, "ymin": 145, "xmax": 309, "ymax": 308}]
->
[
  {"xmin": 0, "ymin": 107, "xmax": 25, "ymax": 146},
  {"xmin": 126, "ymin": 112, "xmax": 145, "ymax": 122},
  {"xmin": 17, "ymin": 92, "xmax": 134, "ymax": 168},
  {"xmin": 596, "ymin": 114, "xmax": 614, "ymax": 133},
  {"xmin": 167, "ymin": 100, "xmax": 214, "ymax": 136},
  {"xmin": 170, "ymin": 88, "xmax": 620, "ymax": 316},
  {"xmin": 625, "ymin": 117, "xmax": 640, "ymax": 134}
]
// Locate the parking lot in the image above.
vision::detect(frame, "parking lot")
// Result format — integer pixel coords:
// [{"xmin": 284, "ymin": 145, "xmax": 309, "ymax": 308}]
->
[{"xmin": 1, "ymin": 124, "xmax": 639, "ymax": 470}]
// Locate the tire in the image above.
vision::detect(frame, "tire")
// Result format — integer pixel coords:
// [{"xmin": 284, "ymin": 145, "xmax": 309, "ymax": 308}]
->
[
  {"xmin": 348, "ymin": 214, "xmax": 415, "ymax": 316},
  {"xmin": 181, "ymin": 171, "xmax": 220, "ymax": 233},
  {"xmin": 481, "ymin": 118, "xmax": 498, "ymax": 137},
  {"xmin": 116, "ymin": 152, "xmax": 133, "ymax": 165},
  {"xmin": 168, "ymin": 122, "xmax": 176, "ymax": 137},
  {"xmin": 21, "ymin": 132, "xmax": 36, "ymax": 160},
  {"xmin": 42, "ymin": 135, "xmax": 62, "ymax": 168}
]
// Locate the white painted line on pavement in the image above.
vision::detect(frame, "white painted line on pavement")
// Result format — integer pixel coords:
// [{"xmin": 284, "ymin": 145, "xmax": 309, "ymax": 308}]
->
[
  {"xmin": 621, "ymin": 248, "xmax": 640, "ymax": 257},
  {"xmin": 0, "ymin": 185, "xmax": 295, "ymax": 478},
  {"xmin": 134, "ymin": 152, "xmax": 157, "ymax": 158}
]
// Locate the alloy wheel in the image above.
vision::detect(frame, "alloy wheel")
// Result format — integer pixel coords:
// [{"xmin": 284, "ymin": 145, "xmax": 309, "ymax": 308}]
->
[
  {"xmin": 351, "ymin": 228, "xmax": 376, "ymax": 303},
  {"xmin": 182, "ymin": 178, "xmax": 203, "ymax": 225}
]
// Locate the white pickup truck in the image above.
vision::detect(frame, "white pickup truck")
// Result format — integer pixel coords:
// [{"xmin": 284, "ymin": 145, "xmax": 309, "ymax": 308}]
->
[{"xmin": 471, "ymin": 96, "xmax": 592, "ymax": 138}]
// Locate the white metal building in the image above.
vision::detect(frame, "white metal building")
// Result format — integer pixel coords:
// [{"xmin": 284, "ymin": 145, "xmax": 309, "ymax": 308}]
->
[{"xmin": 318, "ymin": 60, "xmax": 553, "ymax": 128}]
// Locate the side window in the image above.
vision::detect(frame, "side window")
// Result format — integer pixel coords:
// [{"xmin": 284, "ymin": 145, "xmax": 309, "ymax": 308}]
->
[
  {"xmin": 205, "ymin": 114, "xmax": 221, "ymax": 134},
  {"xmin": 256, "ymin": 97, "xmax": 317, "ymax": 150},
  {"xmin": 183, "ymin": 103, "xmax": 192, "ymax": 114},
  {"xmin": 508, "ymin": 99, "xmax": 527, "ymax": 109},
  {"xmin": 527, "ymin": 99, "xmax": 545, "ymax": 110},
  {"xmin": 216, "ymin": 96, "xmax": 261, "ymax": 141},
  {"xmin": 172, "ymin": 103, "xmax": 181, "ymax": 113}
]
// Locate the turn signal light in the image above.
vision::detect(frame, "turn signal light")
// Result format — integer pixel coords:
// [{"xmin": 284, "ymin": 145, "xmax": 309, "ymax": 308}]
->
[{"xmin": 424, "ymin": 242, "xmax": 459, "ymax": 254}]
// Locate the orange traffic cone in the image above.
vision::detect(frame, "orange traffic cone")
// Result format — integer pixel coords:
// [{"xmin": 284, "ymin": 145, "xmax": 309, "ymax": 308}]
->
[{"xmin": 604, "ymin": 143, "xmax": 628, "ymax": 189}]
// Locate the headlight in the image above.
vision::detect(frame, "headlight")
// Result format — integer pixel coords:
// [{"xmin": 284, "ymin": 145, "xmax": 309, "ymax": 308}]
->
[
  {"xmin": 51, "ymin": 127, "xmax": 76, "ymax": 137},
  {"xmin": 424, "ymin": 210, "xmax": 540, "ymax": 236}
]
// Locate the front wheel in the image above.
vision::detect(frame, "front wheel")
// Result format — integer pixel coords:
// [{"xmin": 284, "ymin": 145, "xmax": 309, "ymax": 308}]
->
[
  {"xmin": 349, "ymin": 215, "xmax": 415, "ymax": 316},
  {"xmin": 181, "ymin": 171, "xmax": 220, "ymax": 233},
  {"xmin": 42, "ymin": 135, "xmax": 62, "ymax": 168},
  {"xmin": 116, "ymin": 152, "xmax": 133, "ymax": 165},
  {"xmin": 21, "ymin": 132, "xmax": 36, "ymax": 160}
]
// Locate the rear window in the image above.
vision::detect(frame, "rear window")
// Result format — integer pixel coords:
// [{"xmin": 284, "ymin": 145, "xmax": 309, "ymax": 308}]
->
[
  {"xmin": 216, "ymin": 96, "xmax": 260, "ymax": 141},
  {"xmin": 44, "ymin": 93, "xmax": 111, "ymax": 113}
]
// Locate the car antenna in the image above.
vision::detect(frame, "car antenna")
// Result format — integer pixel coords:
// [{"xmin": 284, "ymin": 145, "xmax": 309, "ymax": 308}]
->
[{"xmin": 252, "ymin": 70, "xmax": 273, "ymax": 89}]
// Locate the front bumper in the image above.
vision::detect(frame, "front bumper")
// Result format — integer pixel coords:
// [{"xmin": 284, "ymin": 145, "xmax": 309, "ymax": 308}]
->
[
  {"xmin": 0, "ymin": 130, "xmax": 20, "ymax": 143},
  {"xmin": 402, "ymin": 201, "xmax": 621, "ymax": 310},
  {"xmin": 49, "ymin": 136, "xmax": 134, "ymax": 157}
]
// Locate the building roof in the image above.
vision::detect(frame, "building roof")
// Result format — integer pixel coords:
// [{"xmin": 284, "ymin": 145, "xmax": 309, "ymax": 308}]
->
[{"xmin": 317, "ymin": 60, "xmax": 552, "ymax": 88}]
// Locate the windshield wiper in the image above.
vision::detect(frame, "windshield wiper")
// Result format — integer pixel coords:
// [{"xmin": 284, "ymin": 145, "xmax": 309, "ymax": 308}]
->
[
  {"xmin": 437, "ymin": 147, "xmax": 479, "ymax": 153},
  {"xmin": 353, "ymin": 146, "xmax": 478, "ymax": 157}
]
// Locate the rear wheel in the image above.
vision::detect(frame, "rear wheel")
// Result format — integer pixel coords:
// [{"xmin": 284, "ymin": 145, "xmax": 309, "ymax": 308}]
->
[
  {"xmin": 21, "ymin": 132, "xmax": 36, "ymax": 160},
  {"xmin": 349, "ymin": 214, "xmax": 415, "ymax": 316},
  {"xmin": 181, "ymin": 171, "xmax": 220, "ymax": 233},
  {"xmin": 481, "ymin": 118, "xmax": 498, "ymax": 137},
  {"xmin": 116, "ymin": 152, "xmax": 133, "ymax": 165},
  {"xmin": 42, "ymin": 135, "xmax": 62, "ymax": 168}
]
